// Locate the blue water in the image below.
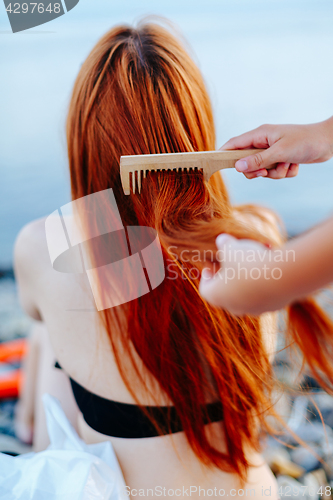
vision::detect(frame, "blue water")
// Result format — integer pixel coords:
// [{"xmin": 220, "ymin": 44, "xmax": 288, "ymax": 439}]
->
[{"xmin": 1, "ymin": 0, "xmax": 333, "ymax": 267}]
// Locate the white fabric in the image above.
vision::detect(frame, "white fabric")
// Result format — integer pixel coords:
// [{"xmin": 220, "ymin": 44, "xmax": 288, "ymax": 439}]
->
[{"xmin": 0, "ymin": 394, "xmax": 127, "ymax": 500}]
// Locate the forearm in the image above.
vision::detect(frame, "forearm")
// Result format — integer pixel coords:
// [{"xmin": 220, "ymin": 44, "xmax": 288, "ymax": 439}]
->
[
  {"xmin": 246, "ymin": 216, "xmax": 333, "ymax": 315},
  {"xmin": 279, "ymin": 216, "xmax": 333, "ymax": 299}
]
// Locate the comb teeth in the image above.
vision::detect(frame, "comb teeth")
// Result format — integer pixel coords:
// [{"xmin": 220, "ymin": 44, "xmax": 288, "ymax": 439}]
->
[
  {"xmin": 127, "ymin": 167, "xmax": 204, "ymax": 194},
  {"xmin": 120, "ymin": 150, "xmax": 265, "ymax": 195}
]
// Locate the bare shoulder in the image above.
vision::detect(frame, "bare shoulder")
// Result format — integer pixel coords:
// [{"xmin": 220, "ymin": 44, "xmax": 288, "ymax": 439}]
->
[
  {"xmin": 14, "ymin": 217, "xmax": 50, "ymax": 276},
  {"xmin": 16, "ymin": 217, "xmax": 46, "ymax": 241},
  {"xmin": 14, "ymin": 217, "xmax": 51, "ymax": 320}
]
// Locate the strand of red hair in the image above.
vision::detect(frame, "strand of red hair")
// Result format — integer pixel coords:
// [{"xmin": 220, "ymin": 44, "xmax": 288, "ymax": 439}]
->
[{"xmin": 66, "ymin": 20, "xmax": 333, "ymax": 481}]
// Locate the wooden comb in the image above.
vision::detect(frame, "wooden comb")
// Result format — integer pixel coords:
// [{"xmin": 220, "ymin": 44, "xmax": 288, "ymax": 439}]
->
[{"xmin": 120, "ymin": 149, "xmax": 264, "ymax": 195}]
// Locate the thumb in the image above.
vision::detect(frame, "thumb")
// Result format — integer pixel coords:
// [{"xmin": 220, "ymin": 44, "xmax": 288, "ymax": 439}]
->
[
  {"xmin": 199, "ymin": 234, "xmax": 235, "ymax": 305},
  {"xmin": 235, "ymin": 146, "xmax": 279, "ymax": 173},
  {"xmin": 199, "ymin": 266, "xmax": 224, "ymax": 305}
]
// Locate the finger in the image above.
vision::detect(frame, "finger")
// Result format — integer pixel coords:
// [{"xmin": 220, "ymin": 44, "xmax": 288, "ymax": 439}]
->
[
  {"xmin": 201, "ymin": 267, "xmax": 214, "ymax": 280},
  {"xmin": 265, "ymin": 163, "xmax": 289, "ymax": 179},
  {"xmin": 286, "ymin": 163, "xmax": 299, "ymax": 178},
  {"xmin": 199, "ymin": 266, "xmax": 225, "ymax": 305},
  {"xmin": 215, "ymin": 233, "xmax": 236, "ymax": 248},
  {"xmin": 243, "ymin": 169, "xmax": 268, "ymax": 179},
  {"xmin": 220, "ymin": 126, "xmax": 270, "ymax": 151},
  {"xmin": 235, "ymin": 143, "xmax": 282, "ymax": 173}
]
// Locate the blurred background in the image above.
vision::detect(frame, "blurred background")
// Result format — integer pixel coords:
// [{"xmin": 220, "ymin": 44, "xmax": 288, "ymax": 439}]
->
[
  {"xmin": 1, "ymin": 0, "xmax": 333, "ymax": 269},
  {"xmin": 1, "ymin": 0, "xmax": 333, "ymax": 479}
]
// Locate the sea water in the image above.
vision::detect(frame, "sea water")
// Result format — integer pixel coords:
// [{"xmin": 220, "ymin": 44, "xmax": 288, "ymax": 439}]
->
[{"xmin": 1, "ymin": 0, "xmax": 333, "ymax": 267}]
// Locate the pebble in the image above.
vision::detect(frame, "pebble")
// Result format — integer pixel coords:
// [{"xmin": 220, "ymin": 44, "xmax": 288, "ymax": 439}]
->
[
  {"xmin": 267, "ymin": 448, "xmax": 306, "ymax": 478},
  {"xmin": 290, "ymin": 446, "xmax": 321, "ymax": 473},
  {"xmin": 0, "ymin": 278, "xmax": 32, "ymax": 341},
  {"xmin": 1, "ymin": 276, "xmax": 333, "ymax": 484},
  {"xmin": 277, "ymin": 475, "xmax": 319, "ymax": 500},
  {"xmin": 283, "ymin": 421, "xmax": 333, "ymax": 445}
]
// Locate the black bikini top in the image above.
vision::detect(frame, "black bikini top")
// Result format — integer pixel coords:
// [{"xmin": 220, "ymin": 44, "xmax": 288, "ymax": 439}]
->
[{"xmin": 55, "ymin": 362, "xmax": 223, "ymax": 438}]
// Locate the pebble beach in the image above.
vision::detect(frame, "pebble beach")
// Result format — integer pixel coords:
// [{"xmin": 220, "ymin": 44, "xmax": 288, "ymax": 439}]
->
[
  {"xmin": 1, "ymin": 268, "xmax": 333, "ymax": 496},
  {"xmin": 2, "ymin": 0, "xmax": 333, "ymax": 494}
]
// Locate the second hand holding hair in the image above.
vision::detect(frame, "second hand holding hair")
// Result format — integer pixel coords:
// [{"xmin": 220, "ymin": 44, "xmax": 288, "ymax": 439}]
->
[
  {"xmin": 199, "ymin": 116, "xmax": 333, "ymax": 314},
  {"xmin": 200, "ymin": 217, "xmax": 333, "ymax": 316}
]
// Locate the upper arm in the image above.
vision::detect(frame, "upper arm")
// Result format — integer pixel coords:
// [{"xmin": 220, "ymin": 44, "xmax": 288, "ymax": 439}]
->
[{"xmin": 14, "ymin": 219, "xmax": 47, "ymax": 321}]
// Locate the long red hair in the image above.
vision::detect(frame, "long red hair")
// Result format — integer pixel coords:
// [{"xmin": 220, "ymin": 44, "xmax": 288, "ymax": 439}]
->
[{"xmin": 67, "ymin": 21, "xmax": 333, "ymax": 480}]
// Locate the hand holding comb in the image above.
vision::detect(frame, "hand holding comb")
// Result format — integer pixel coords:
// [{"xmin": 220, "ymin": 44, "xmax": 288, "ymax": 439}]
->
[{"xmin": 120, "ymin": 149, "xmax": 264, "ymax": 195}]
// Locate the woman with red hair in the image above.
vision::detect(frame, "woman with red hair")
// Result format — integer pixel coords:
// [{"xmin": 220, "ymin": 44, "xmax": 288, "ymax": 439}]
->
[{"xmin": 14, "ymin": 20, "xmax": 333, "ymax": 498}]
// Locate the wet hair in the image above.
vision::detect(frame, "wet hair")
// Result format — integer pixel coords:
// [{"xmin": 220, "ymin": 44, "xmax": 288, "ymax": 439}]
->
[{"xmin": 67, "ymin": 20, "xmax": 333, "ymax": 480}]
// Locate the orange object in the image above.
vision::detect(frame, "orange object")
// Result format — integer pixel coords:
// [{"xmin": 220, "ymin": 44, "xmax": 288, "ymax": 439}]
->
[
  {"xmin": 0, "ymin": 339, "xmax": 27, "ymax": 363},
  {"xmin": 120, "ymin": 150, "xmax": 265, "ymax": 195},
  {"xmin": 0, "ymin": 369, "xmax": 22, "ymax": 399}
]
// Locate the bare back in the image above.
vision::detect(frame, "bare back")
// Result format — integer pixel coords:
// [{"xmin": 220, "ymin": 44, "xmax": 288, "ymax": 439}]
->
[{"xmin": 14, "ymin": 216, "xmax": 278, "ymax": 500}]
